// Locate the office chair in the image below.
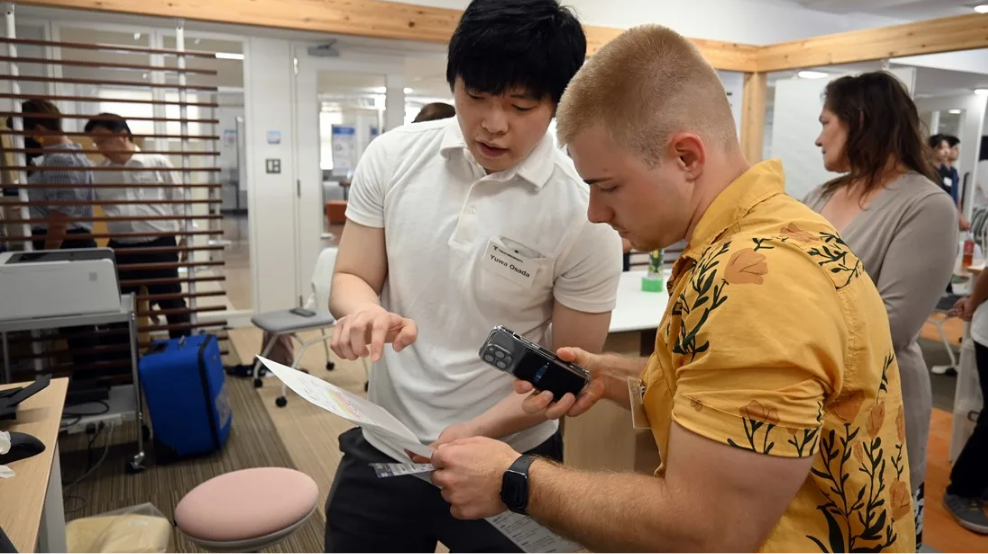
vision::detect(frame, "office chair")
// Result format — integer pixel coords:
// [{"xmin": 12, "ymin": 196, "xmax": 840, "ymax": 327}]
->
[{"xmin": 249, "ymin": 247, "xmax": 369, "ymax": 407}]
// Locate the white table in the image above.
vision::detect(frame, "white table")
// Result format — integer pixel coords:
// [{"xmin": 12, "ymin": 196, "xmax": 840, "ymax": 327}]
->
[
  {"xmin": 563, "ymin": 269, "xmax": 670, "ymax": 474},
  {"xmin": 609, "ymin": 269, "xmax": 670, "ymax": 334},
  {"xmin": 0, "ymin": 378, "xmax": 69, "ymax": 553}
]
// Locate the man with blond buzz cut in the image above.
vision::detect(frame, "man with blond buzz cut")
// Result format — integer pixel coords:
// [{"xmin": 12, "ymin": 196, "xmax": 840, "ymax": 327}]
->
[{"xmin": 419, "ymin": 24, "xmax": 916, "ymax": 552}]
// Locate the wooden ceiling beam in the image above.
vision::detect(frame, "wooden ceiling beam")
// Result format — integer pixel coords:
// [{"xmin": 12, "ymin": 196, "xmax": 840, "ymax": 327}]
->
[
  {"xmin": 18, "ymin": 0, "xmax": 988, "ymax": 75},
  {"xmin": 755, "ymin": 12, "xmax": 988, "ymax": 72},
  {"xmin": 20, "ymin": 0, "xmax": 463, "ymax": 43},
  {"xmin": 18, "ymin": 0, "xmax": 758, "ymax": 71}
]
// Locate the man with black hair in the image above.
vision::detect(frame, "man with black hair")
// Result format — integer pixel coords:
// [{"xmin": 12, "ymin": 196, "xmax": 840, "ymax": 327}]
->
[
  {"xmin": 11, "ymin": 100, "xmax": 99, "ymax": 368},
  {"xmin": 944, "ymin": 135, "xmax": 962, "ymax": 202},
  {"xmin": 323, "ymin": 0, "xmax": 621, "ymax": 551},
  {"xmin": 12, "ymin": 99, "xmax": 95, "ymax": 251},
  {"xmin": 85, "ymin": 113, "xmax": 191, "ymax": 338},
  {"xmin": 932, "ymin": 133, "xmax": 970, "ymax": 231}
]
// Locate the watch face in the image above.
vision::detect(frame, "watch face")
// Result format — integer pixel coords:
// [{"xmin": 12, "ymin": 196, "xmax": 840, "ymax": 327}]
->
[{"xmin": 502, "ymin": 470, "xmax": 528, "ymax": 510}]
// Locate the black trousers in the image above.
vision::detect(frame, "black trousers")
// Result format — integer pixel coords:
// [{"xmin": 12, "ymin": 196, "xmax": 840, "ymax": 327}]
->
[
  {"xmin": 947, "ymin": 342, "xmax": 988, "ymax": 498},
  {"xmin": 109, "ymin": 236, "xmax": 190, "ymax": 339},
  {"xmin": 30, "ymin": 228, "xmax": 101, "ymax": 368},
  {"xmin": 325, "ymin": 428, "xmax": 563, "ymax": 553}
]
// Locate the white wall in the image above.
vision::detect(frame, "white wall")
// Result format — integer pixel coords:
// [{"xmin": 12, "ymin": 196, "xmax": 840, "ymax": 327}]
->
[
  {"xmin": 245, "ymin": 37, "xmax": 299, "ymax": 312},
  {"xmin": 718, "ymin": 71, "xmax": 744, "ymax": 140},
  {"xmin": 916, "ymin": 93, "xmax": 988, "ymax": 216}
]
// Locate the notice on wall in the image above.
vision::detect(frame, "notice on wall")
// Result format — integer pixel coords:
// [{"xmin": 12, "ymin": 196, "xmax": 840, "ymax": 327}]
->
[{"xmin": 332, "ymin": 125, "xmax": 357, "ymax": 173}]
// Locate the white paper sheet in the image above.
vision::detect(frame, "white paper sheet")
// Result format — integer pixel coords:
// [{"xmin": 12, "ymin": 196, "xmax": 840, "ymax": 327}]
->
[
  {"xmin": 409, "ymin": 472, "xmax": 582, "ymax": 553},
  {"xmin": 260, "ymin": 357, "xmax": 582, "ymax": 553},
  {"xmin": 258, "ymin": 357, "xmax": 433, "ymax": 458},
  {"xmin": 488, "ymin": 511, "xmax": 582, "ymax": 553}
]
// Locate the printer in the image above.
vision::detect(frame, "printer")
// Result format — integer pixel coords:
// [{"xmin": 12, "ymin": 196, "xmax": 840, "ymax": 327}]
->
[{"xmin": 0, "ymin": 248, "xmax": 121, "ymax": 321}]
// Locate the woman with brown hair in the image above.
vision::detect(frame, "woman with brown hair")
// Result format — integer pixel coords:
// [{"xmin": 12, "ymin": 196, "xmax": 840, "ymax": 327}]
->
[{"xmin": 804, "ymin": 71, "xmax": 958, "ymax": 547}]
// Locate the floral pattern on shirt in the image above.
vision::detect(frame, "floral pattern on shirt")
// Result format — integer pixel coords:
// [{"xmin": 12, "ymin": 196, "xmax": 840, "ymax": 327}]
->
[{"xmin": 642, "ymin": 160, "xmax": 914, "ymax": 553}]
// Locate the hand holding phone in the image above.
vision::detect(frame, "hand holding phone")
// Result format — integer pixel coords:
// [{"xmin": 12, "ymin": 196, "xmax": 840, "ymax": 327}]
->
[{"xmin": 479, "ymin": 326, "xmax": 590, "ymax": 400}]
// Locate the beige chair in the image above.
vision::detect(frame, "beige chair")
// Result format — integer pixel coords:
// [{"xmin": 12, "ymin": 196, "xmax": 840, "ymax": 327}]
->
[{"xmin": 174, "ymin": 467, "xmax": 319, "ymax": 552}]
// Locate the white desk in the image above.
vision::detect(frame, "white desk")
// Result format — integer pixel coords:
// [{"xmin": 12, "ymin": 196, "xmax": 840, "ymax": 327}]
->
[
  {"xmin": 608, "ymin": 270, "xmax": 670, "ymax": 333},
  {"xmin": 0, "ymin": 378, "xmax": 69, "ymax": 553},
  {"xmin": 563, "ymin": 269, "xmax": 670, "ymax": 474}
]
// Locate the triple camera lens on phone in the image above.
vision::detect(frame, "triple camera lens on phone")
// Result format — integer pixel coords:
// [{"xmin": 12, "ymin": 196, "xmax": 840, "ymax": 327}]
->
[{"xmin": 483, "ymin": 345, "xmax": 513, "ymax": 370}]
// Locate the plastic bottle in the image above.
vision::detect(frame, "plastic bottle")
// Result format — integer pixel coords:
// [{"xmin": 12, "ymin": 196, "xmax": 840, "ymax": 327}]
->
[{"xmin": 963, "ymin": 233, "xmax": 975, "ymax": 268}]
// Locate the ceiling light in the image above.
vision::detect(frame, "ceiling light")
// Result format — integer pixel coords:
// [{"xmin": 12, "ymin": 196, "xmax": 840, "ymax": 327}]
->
[
  {"xmin": 797, "ymin": 70, "xmax": 829, "ymax": 79},
  {"xmin": 975, "ymin": 4, "xmax": 988, "ymax": 14},
  {"xmin": 948, "ymin": 109, "xmax": 962, "ymax": 114},
  {"xmin": 133, "ymin": 32, "xmax": 141, "ymax": 40},
  {"xmin": 215, "ymin": 52, "xmax": 244, "ymax": 60},
  {"xmin": 975, "ymin": 88, "xmax": 988, "ymax": 96},
  {"xmin": 403, "ymin": 87, "xmax": 413, "ymax": 94}
]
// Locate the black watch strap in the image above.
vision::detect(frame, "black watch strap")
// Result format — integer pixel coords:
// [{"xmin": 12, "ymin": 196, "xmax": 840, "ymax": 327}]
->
[{"xmin": 501, "ymin": 455, "xmax": 537, "ymax": 515}]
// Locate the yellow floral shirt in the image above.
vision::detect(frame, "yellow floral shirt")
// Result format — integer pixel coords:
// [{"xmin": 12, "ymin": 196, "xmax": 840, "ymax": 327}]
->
[{"xmin": 642, "ymin": 160, "xmax": 915, "ymax": 552}]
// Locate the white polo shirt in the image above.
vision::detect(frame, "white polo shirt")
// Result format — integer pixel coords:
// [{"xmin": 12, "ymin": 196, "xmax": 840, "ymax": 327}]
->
[
  {"xmin": 94, "ymin": 148, "xmax": 189, "ymax": 243},
  {"xmin": 346, "ymin": 118, "xmax": 622, "ymax": 461}
]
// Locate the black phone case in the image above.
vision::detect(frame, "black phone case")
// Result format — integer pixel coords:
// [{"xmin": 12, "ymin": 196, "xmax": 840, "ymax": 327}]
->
[{"xmin": 479, "ymin": 326, "xmax": 590, "ymax": 398}]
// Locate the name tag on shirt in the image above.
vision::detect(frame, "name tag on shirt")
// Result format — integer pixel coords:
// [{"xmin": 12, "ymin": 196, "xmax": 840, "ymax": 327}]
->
[
  {"xmin": 944, "ymin": 176, "xmax": 953, "ymax": 188},
  {"xmin": 628, "ymin": 377, "xmax": 650, "ymax": 429},
  {"xmin": 483, "ymin": 238, "xmax": 538, "ymax": 287}
]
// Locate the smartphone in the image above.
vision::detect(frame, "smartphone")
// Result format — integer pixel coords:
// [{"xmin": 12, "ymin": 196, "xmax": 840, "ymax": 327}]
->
[
  {"xmin": 290, "ymin": 307, "xmax": 316, "ymax": 317},
  {"xmin": 479, "ymin": 326, "xmax": 590, "ymax": 399}
]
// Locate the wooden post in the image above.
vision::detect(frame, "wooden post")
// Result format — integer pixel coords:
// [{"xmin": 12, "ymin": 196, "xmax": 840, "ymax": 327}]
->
[{"xmin": 740, "ymin": 72, "xmax": 767, "ymax": 164}]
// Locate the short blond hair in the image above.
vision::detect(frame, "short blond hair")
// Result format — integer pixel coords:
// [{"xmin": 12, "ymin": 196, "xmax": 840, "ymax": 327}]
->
[{"xmin": 556, "ymin": 25, "xmax": 737, "ymax": 164}]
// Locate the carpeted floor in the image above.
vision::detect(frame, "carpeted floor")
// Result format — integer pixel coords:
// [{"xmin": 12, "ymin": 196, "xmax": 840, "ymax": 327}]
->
[{"xmin": 57, "ymin": 355, "xmax": 326, "ymax": 553}]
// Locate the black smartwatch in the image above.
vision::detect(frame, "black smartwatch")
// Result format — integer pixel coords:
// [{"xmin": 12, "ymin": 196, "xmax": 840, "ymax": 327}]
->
[{"xmin": 500, "ymin": 455, "xmax": 537, "ymax": 515}]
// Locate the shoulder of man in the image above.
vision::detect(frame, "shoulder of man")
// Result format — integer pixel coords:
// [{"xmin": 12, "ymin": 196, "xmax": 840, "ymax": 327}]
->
[
  {"xmin": 42, "ymin": 149, "xmax": 89, "ymax": 166},
  {"xmin": 131, "ymin": 152, "xmax": 174, "ymax": 168},
  {"xmin": 680, "ymin": 216, "xmax": 867, "ymax": 319},
  {"xmin": 376, "ymin": 118, "xmax": 448, "ymax": 153}
]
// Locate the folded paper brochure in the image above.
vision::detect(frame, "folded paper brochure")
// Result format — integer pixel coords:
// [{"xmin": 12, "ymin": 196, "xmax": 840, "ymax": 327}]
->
[{"xmin": 257, "ymin": 357, "xmax": 582, "ymax": 553}]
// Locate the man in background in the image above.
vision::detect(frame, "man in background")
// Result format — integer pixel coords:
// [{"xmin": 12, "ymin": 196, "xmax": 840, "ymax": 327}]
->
[
  {"xmin": 13, "ymin": 99, "xmax": 95, "ymax": 251},
  {"xmin": 13, "ymin": 99, "xmax": 99, "ymax": 368},
  {"xmin": 85, "ymin": 113, "xmax": 191, "ymax": 338},
  {"xmin": 412, "ymin": 102, "xmax": 455, "ymax": 123},
  {"xmin": 932, "ymin": 133, "xmax": 970, "ymax": 230}
]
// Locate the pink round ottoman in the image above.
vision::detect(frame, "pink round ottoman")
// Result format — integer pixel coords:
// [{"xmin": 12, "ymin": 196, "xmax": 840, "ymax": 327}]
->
[{"xmin": 175, "ymin": 467, "xmax": 319, "ymax": 552}]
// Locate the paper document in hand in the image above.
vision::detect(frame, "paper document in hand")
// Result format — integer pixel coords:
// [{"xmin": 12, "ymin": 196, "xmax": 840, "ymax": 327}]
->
[
  {"xmin": 257, "ymin": 357, "xmax": 433, "ymax": 458},
  {"xmin": 261, "ymin": 358, "xmax": 581, "ymax": 553},
  {"xmin": 371, "ymin": 462, "xmax": 434, "ymax": 478}
]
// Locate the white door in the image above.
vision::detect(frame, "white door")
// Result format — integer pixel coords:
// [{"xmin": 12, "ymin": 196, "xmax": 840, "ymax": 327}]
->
[{"xmin": 292, "ymin": 44, "xmax": 406, "ymax": 306}]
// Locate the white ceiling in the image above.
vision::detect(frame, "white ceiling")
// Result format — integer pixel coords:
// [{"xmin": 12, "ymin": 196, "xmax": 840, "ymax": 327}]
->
[{"xmin": 767, "ymin": 0, "xmax": 977, "ymax": 20}]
